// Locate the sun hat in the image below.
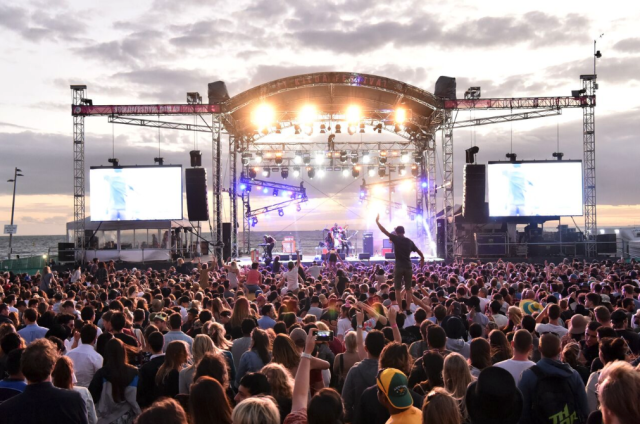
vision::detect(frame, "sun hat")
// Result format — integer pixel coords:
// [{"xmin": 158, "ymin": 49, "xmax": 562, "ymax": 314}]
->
[
  {"xmin": 569, "ymin": 314, "xmax": 589, "ymax": 335},
  {"xmin": 465, "ymin": 366, "xmax": 523, "ymax": 424},
  {"xmin": 376, "ymin": 368, "xmax": 413, "ymax": 409}
]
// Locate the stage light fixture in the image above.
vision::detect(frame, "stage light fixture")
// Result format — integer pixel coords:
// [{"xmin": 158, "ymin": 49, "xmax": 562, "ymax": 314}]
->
[
  {"xmin": 299, "ymin": 105, "xmax": 316, "ymax": 123},
  {"xmin": 413, "ymin": 152, "xmax": 421, "ymax": 164},
  {"xmin": 275, "ymin": 151, "xmax": 283, "ymax": 165},
  {"xmin": 108, "ymin": 158, "xmax": 119, "ymax": 167},
  {"xmin": 368, "ymin": 166, "xmax": 376, "ymax": 177},
  {"xmin": 362, "ymin": 151, "xmax": 371, "ymax": 164},
  {"xmin": 346, "ymin": 105, "xmax": 360, "ymax": 123},
  {"xmin": 242, "ymin": 153, "xmax": 252, "ymax": 166},
  {"xmin": 261, "ymin": 127, "xmax": 269, "ymax": 135},
  {"xmin": 255, "ymin": 152, "xmax": 263, "ymax": 163},
  {"xmin": 399, "ymin": 164, "xmax": 406, "ymax": 176},
  {"xmin": 303, "ymin": 124, "xmax": 313, "ymax": 136},
  {"xmin": 252, "ymin": 104, "xmax": 275, "ymax": 130},
  {"xmin": 273, "ymin": 189, "xmax": 279, "ymax": 197},
  {"xmin": 262, "ymin": 187, "xmax": 269, "ymax": 194},
  {"xmin": 251, "ymin": 217, "xmax": 258, "ymax": 227},
  {"xmin": 275, "ymin": 123, "xmax": 282, "ymax": 134},
  {"xmin": 294, "ymin": 151, "xmax": 303, "ymax": 164},
  {"xmin": 506, "ymin": 153, "xmax": 518, "ymax": 162},
  {"xmin": 302, "ymin": 153, "xmax": 311, "ymax": 165},
  {"xmin": 307, "ymin": 166, "xmax": 315, "ymax": 179},
  {"xmin": 296, "ymin": 204, "xmax": 302, "ymax": 212},
  {"xmin": 348, "ymin": 124, "xmax": 356, "ymax": 135},
  {"xmin": 378, "ymin": 166, "xmax": 386, "ymax": 178},
  {"xmin": 411, "ymin": 164, "xmax": 419, "ymax": 177},
  {"xmin": 248, "ymin": 167, "xmax": 257, "ymax": 179},
  {"xmin": 401, "ymin": 152, "xmax": 410, "ymax": 163},
  {"xmin": 281, "ymin": 167, "xmax": 289, "ymax": 179},
  {"xmin": 317, "ymin": 168, "xmax": 326, "ymax": 178},
  {"xmin": 350, "ymin": 153, "xmax": 358, "ymax": 164},
  {"xmin": 277, "ymin": 208, "xmax": 284, "ymax": 217},
  {"xmin": 359, "ymin": 123, "xmax": 365, "ymax": 134},
  {"xmin": 315, "ymin": 153, "xmax": 324, "ymax": 165},
  {"xmin": 395, "ymin": 108, "xmax": 406, "ymax": 124},
  {"xmin": 262, "ymin": 168, "xmax": 270, "ymax": 178},
  {"xmin": 379, "ymin": 151, "xmax": 388, "ymax": 164},
  {"xmin": 374, "ymin": 123, "xmax": 383, "ymax": 133},
  {"xmin": 339, "ymin": 151, "xmax": 348, "ymax": 163},
  {"xmin": 352, "ymin": 166, "xmax": 360, "ymax": 178},
  {"xmin": 421, "ymin": 181, "xmax": 428, "ymax": 188},
  {"xmin": 342, "ymin": 168, "xmax": 350, "ymax": 177},
  {"xmin": 293, "ymin": 166, "xmax": 301, "ymax": 177},
  {"xmin": 335, "ymin": 124, "xmax": 342, "ymax": 133},
  {"xmin": 320, "ymin": 124, "xmax": 326, "ymax": 133},
  {"xmin": 240, "ymin": 184, "xmax": 246, "ymax": 191},
  {"xmin": 294, "ymin": 124, "xmax": 301, "ymax": 135}
]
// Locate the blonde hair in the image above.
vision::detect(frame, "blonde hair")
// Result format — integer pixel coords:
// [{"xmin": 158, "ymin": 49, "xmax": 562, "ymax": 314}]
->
[
  {"xmin": 231, "ymin": 396, "xmax": 280, "ymax": 424},
  {"xmin": 344, "ymin": 332, "xmax": 357, "ymax": 353},
  {"xmin": 507, "ymin": 306, "xmax": 523, "ymax": 326},
  {"xmin": 192, "ymin": 334, "xmax": 214, "ymax": 365},
  {"xmin": 230, "ymin": 297, "xmax": 251, "ymax": 328},
  {"xmin": 443, "ymin": 353, "xmax": 473, "ymax": 421},
  {"xmin": 422, "ymin": 387, "xmax": 462, "ymax": 424},
  {"xmin": 598, "ymin": 361, "xmax": 640, "ymax": 424},
  {"xmin": 261, "ymin": 363, "xmax": 293, "ymax": 400},
  {"xmin": 207, "ymin": 322, "xmax": 232, "ymax": 349}
]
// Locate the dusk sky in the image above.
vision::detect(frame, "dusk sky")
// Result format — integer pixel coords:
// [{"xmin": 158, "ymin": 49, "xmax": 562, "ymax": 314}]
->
[{"xmin": 1, "ymin": 0, "xmax": 639, "ymax": 236}]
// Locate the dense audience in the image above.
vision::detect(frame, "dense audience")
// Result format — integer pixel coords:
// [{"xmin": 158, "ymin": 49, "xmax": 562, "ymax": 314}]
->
[{"xmin": 0, "ymin": 253, "xmax": 639, "ymax": 424}]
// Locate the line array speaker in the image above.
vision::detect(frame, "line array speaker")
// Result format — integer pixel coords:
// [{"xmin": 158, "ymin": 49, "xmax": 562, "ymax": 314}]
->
[{"xmin": 185, "ymin": 168, "xmax": 209, "ymax": 221}]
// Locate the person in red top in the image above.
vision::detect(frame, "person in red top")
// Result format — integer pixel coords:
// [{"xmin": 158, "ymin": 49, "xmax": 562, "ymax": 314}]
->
[{"xmin": 245, "ymin": 262, "xmax": 263, "ymax": 295}]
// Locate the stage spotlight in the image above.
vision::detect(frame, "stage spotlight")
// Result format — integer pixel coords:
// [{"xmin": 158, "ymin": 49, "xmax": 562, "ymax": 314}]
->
[
  {"xmin": 359, "ymin": 123, "xmax": 365, "ymax": 133},
  {"xmin": 368, "ymin": 166, "xmax": 376, "ymax": 177},
  {"xmin": 506, "ymin": 153, "xmax": 518, "ymax": 162},
  {"xmin": 352, "ymin": 166, "xmax": 360, "ymax": 178},
  {"xmin": 278, "ymin": 208, "xmax": 284, "ymax": 217},
  {"xmin": 303, "ymin": 153, "xmax": 311, "ymax": 165},
  {"xmin": 303, "ymin": 124, "xmax": 313, "ymax": 136},
  {"xmin": 261, "ymin": 127, "xmax": 269, "ymax": 135},
  {"xmin": 378, "ymin": 166, "xmax": 386, "ymax": 178},
  {"xmin": 294, "ymin": 124, "xmax": 301, "ymax": 135},
  {"xmin": 262, "ymin": 168, "xmax": 270, "ymax": 178},
  {"xmin": 379, "ymin": 151, "xmax": 388, "ymax": 164},
  {"xmin": 394, "ymin": 124, "xmax": 401, "ymax": 133},
  {"xmin": 296, "ymin": 204, "xmax": 302, "ymax": 212},
  {"xmin": 374, "ymin": 123, "xmax": 383, "ymax": 133},
  {"xmin": 294, "ymin": 151, "xmax": 303, "ymax": 164},
  {"xmin": 401, "ymin": 151, "xmax": 410, "ymax": 163},
  {"xmin": 395, "ymin": 108, "xmax": 406, "ymax": 124},
  {"xmin": 293, "ymin": 166, "xmax": 301, "ymax": 177},
  {"xmin": 251, "ymin": 217, "xmax": 258, "ymax": 227},
  {"xmin": 255, "ymin": 152, "xmax": 263, "ymax": 163},
  {"xmin": 350, "ymin": 153, "xmax": 358, "ymax": 164},
  {"xmin": 553, "ymin": 152, "xmax": 564, "ymax": 161},
  {"xmin": 262, "ymin": 187, "xmax": 269, "ymax": 194},
  {"xmin": 307, "ymin": 166, "xmax": 315, "ymax": 179},
  {"xmin": 320, "ymin": 124, "xmax": 326, "ymax": 133},
  {"xmin": 339, "ymin": 151, "xmax": 348, "ymax": 163},
  {"xmin": 348, "ymin": 124, "xmax": 356, "ymax": 135},
  {"xmin": 346, "ymin": 105, "xmax": 360, "ymax": 123},
  {"xmin": 281, "ymin": 167, "xmax": 289, "ymax": 179},
  {"xmin": 299, "ymin": 105, "xmax": 316, "ymax": 123},
  {"xmin": 413, "ymin": 152, "xmax": 421, "ymax": 164},
  {"xmin": 362, "ymin": 151, "xmax": 371, "ymax": 164},
  {"xmin": 421, "ymin": 181, "xmax": 428, "ymax": 188},
  {"xmin": 411, "ymin": 164, "xmax": 419, "ymax": 177},
  {"xmin": 399, "ymin": 164, "xmax": 406, "ymax": 176},
  {"xmin": 275, "ymin": 123, "xmax": 282, "ymax": 134},
  {"xmin": 335, "ymin": 124, "xmax": 342, "ymax": 133},
  {"xmin": 317, "ymin": 168, "xmax": 326, "ymax": 178},
  {"xmin": 240, "ymin": 184, "xmax": 246, "ymax": 191},
  {"xmin": 342, "ymin": 168, "xmax": 350, "ymax": 177},
  {"xmin": 242, "ymin": 153, "xmax": 252, "ymax": 166},
  {"xmin": 108, "ymin": 158, "xmax": 119, "ymax": 167},
  {"xmin": 315, "ymin": 153, "xmax": 324, "ymax": 165},
  {"xmin": 252, "ymin": 104, "xmax": 274, "ymax": 130},
  {"xmin": 273, "ymin": 189, "xmax": 279, "ymax": 197},
  {"xmin": 275, "ymin": 151, "xmax": 283, "ymax": 165},
  {"xmin": 249, "ymin": 167, "xmax": 257, "ymax": 179}
]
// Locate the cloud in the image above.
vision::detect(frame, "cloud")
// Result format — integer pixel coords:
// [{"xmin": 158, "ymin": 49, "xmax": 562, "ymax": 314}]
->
[
  {"xmin": 75, "ymin": 30, "xmax": 173, "ymax": 66},
  {"xmin": 0, "ymin": 121, "xmax": 32, "ymax": 130},
  {"xmin": 0, "ymin": 3, "xmax": 86, "ymax": 42},
  {"xmin": 613, "ymin": 38, "xmax": 640, "ymax": 53}
]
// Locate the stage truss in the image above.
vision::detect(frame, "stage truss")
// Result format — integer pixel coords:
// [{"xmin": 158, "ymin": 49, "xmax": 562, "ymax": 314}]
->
[{"xmin": 71, "ymin": 72, "xmax": 597, "ymax": 260}]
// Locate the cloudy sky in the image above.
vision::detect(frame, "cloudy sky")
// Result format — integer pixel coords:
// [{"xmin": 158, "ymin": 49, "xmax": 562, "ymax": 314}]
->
[{"xmin": 0, "ymin": 0, "xmax": 639, "ymax": 238}]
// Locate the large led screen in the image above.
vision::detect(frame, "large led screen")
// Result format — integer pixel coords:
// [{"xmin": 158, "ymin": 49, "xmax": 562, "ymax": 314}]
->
[
  {"xmin": 488, "ymin": 161, "xmax": 583, "ymax": 217},
  {"xmin": 90, "ymin": 166, "xmax": 183, "ymax": 221}
]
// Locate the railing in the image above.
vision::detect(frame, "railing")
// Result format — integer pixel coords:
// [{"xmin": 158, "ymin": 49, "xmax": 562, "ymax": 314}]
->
[{"xmin": 471, "ymin": 238, "xmax": 633, "ymax": 259}]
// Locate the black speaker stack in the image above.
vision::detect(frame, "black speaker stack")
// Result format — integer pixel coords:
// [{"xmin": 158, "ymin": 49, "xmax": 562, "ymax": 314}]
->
[
  {"xmin": 222, "ymin": 222, "xmax": 231, "ymax": 259},
  {"xmin": 363, "ymin": 232, "xmax": 374, "ymax": 255},
  {"xmin": 436, "ymin": 218, "xmax": 446, "ymax": 258},
  {"xmin": 463, "ymin": 164, "xmax": 486, "ymax": 223},
  {"xmin": 185, "ymin": 168, "xmax": 209, "ymax": 221}
]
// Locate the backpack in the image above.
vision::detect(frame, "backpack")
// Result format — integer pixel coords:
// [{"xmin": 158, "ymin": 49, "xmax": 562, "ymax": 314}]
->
[{"xmin": 530, "ymin": 365, "xmax": 585, "ymax": 424}]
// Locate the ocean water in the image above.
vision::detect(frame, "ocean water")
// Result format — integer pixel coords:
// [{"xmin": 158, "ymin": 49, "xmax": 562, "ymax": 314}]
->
[{"xmin": 0, "ymin": 230, "xmax": 370, "ymax": 258}]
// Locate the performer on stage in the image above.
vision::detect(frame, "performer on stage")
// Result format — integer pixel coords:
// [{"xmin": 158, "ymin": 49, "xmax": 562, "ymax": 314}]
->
[
  {"xmin": 325, "ymin": 230, "xmax": 335, "ymax": 250},
  {"xmin": 263, "ymin": 234, "xmax": 275, "ymax": 259},
  {"xmin": 338, "ymin": 228, "xmax": 350, "ymax": 256}
]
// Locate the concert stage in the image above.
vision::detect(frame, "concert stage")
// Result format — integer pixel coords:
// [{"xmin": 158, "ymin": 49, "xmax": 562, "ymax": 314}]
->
[{"xmin": 233, "ymin": 254, "xmax": 443, "ymax": 267}]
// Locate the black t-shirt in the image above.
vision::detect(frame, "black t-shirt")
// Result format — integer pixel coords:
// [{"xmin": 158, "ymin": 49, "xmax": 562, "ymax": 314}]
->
[{"xmin": 389, "ymin": 234, "xmax": 417, "ymax": 268}]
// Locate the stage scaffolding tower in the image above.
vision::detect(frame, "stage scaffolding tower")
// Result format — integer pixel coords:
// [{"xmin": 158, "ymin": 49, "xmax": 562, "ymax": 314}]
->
[
  {"xmin": 582, "ymin": 74, "xmax": 597, "ymax": 257},
  {"xmin": 442, "ymin": 111, "xmax": 456, "ymax": 259},
  {"xmin": 211, "ymin": 114, "xmax": 223, "ymax": 260},
  {"xmin": 229, "ymin": 134, "xmax": 239, "ymax": 258},
  {"xmin": 71, "ymin": 85, "xmax": 86, "ymax": 262}
]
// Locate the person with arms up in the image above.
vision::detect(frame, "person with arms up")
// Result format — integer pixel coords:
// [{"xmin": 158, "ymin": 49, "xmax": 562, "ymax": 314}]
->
[{"xmin": 375, "ymin": 214, "xmax": 424, "ymax": 314}]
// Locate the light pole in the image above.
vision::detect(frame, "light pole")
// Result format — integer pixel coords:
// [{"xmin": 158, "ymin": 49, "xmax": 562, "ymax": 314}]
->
[{"xmin": 7, "ymin": 167, "xmax": 23, "ymax": 260}]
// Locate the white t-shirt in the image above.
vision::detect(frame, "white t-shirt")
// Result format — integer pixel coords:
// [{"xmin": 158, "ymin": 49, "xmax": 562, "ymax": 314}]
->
[
  {"xmin": 535, "ymin": 322, "xmax": 568, "ymax": 337},
  {"xmin": 337, "ymin": 317, "xmax": 352, "ymax": 337},
  {"xmin": 492, "ymin": 314, "xmax": 509, "ymax": 328},
  {"xmin": 308, "ymin": 266, "xmax": 321, "ymax": 280},
  {"xmin": 494, "ymin": 359, "xmax": 536, "ymax": 385},
  {"xmin": 285, "ymin": 266, "xmax": 300, "ymax": 291},
  {"xmin": 478, "ymin": 297, "xmax": 490, "ymax": 313}
]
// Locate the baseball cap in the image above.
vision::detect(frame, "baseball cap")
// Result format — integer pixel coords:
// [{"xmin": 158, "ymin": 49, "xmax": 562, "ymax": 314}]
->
[
  {"xmin": 376, "ymin": 368, "xmax": 412, "ymax": 409},
  {"xmin": 611, "ymin": 309, "xmax": 628, "ymax": 325},
  {"xmin": 290, "ymin": 328, "xmax": 307, "ymax": 346}
]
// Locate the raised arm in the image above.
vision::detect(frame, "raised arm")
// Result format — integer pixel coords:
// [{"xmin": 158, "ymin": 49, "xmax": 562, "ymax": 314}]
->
[
  {"xmin": 387, "ymin": 307, "xmax": 402, "ymax": 344},
  {"xmin": 291, "ymin": 329, "xmax": 317, "ymax": 413},
  {"xmin": 296, "ymin": 250, "xmax": 301, "ymax": 268},
  {"xmin": 356, "ymin": 310, "xmax": 366, "ymax": 360},
  {"xmin": 375, "ymin": 214, "xmax": 392, "ymax": 238}
]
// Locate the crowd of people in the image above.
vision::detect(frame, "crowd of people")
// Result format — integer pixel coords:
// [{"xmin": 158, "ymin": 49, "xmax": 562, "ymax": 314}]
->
[{"xmin": 0, "ymin": 225, "xmax": 640, "ymax": 424}]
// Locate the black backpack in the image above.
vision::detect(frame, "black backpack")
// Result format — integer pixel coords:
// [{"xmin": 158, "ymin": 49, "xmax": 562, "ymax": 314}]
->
[{"xmin": 530, "ymin": 365, "xmax": 585, "ymax": 424}]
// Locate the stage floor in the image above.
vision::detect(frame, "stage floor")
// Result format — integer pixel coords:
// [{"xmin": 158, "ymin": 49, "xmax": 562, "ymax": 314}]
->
[{"xmin": 233, "ymin": 254, "xmax": 444, "ymax": 267}]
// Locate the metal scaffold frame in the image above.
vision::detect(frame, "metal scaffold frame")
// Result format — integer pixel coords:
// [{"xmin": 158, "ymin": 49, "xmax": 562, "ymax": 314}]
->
[
  {"xmin": 229, "ymin": 134, "xmax": 239, "ymax": 258},
  {"xmin": 441, "ymin": 110, "xmax": 456, "ymax": 258},
  {"xmin": 71, "ymin": 85, "xmax": 86, "ymax": 261},
  {"xmin": 582, "ymin": 74, "xmax": 597, "ymax": 256}
]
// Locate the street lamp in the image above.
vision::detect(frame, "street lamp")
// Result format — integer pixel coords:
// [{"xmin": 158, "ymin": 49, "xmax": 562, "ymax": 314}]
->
[{"xmin": 7, "ymin": 167, "xmax": 23, "ymax": 259}]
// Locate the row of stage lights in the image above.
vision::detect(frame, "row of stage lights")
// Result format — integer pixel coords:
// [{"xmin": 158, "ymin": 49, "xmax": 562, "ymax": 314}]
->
[
  {"xmin": 242, "ymin": 150, "xmax": 421, "ymax": 166},
  {"xmin": 252, "ymin": 104, "xmax": 408, "ymax": 136},
  {"xmin": 248, "ymin": 163, "xmax": 420, "ymax": 180}
]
